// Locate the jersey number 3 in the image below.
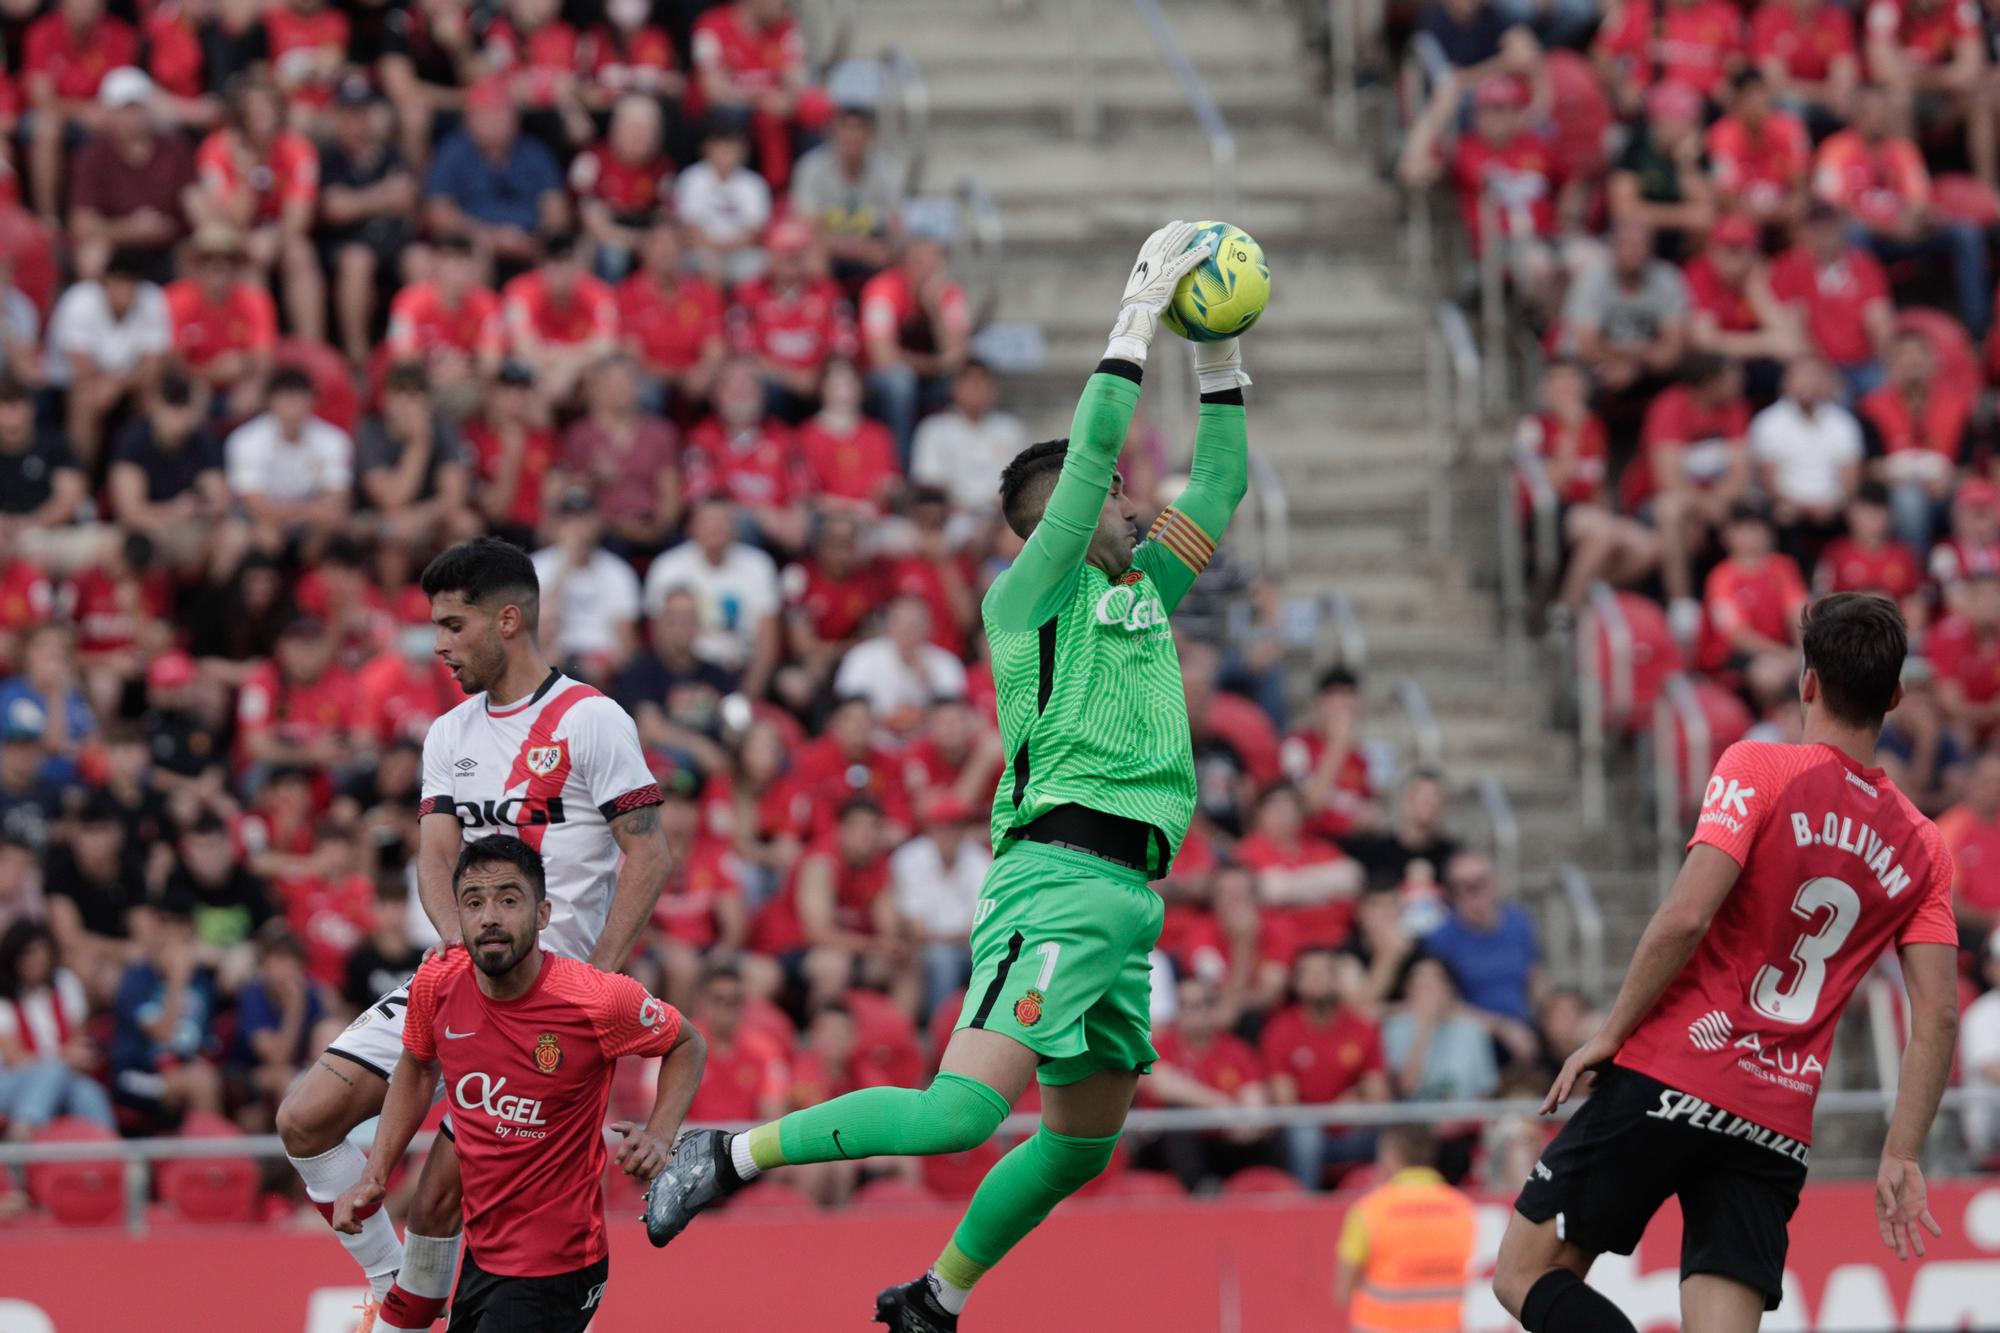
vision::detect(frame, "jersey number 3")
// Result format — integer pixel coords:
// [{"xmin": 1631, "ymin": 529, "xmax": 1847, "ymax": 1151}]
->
[{"xmin": 1750, "ymin": 876, "xmax": 1861, "ymax": 1026}]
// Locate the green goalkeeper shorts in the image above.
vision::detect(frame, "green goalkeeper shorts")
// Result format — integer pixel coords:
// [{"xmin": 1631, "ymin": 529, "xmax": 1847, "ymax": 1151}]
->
[{"xmin": 953, "ymin": 840, "xmax": 1166, "ymax": 1087}]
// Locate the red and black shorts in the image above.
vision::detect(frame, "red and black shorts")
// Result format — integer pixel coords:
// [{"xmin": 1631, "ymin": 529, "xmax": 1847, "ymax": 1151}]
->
[
  {"xmin": 449, "ymin": 1250, "xmax": 609, "ymax": 1333},
  {"xmin": 1513, "ymin": 1064, "xmax": 1808, "ymax": 1311}
]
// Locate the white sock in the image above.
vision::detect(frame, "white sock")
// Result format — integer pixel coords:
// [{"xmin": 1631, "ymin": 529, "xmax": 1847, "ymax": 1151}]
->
[
  {"xmin": 728, "ymin": 1132, "xmax": 762, "ymax": 1182},
  {"xmin": 927, "ymin": 1269, "xmax": 970, "ymax": 1316},
  {"xmin": 290, "ymin": 1143, "xmax": 405, "ymax": 1298},
  {"xmin": 398, "ymin": 1231, "xmax": 460, "ymax": 1300}
]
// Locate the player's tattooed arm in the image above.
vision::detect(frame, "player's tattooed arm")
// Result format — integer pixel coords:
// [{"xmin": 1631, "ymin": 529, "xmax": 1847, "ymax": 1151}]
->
[{"xmin": 593, "ymin": 801, "xmax": 672, "ymax": 973}]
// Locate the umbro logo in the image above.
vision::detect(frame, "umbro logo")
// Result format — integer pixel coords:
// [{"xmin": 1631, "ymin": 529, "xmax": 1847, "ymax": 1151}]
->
[
  {"xmin": 445, "ymin": 1026, "xmax": 478, "ymax": 1040},
  {"xmin": 455, "ymin": 758, "xmax": 478, "ymax": 772}
]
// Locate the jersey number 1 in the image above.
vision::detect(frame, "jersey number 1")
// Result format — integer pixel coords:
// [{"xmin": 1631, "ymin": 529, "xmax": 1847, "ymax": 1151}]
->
[{"xmin": 1749, "ymin": 876, "xmax": 1861, "ymax": 1026}]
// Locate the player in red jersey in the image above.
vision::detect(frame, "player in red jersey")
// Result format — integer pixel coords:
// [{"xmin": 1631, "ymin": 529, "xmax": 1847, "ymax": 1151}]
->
[
  {"xmin": 334, "ymin": 835, "xmax": 705, "ymax": 1332},
  {"xmin": 1494, "ymin": 593, "xmax": 1959, "ymax": 1333}
]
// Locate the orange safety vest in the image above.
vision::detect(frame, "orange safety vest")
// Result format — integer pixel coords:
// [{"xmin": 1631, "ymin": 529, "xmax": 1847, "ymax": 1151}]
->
[{"xmin": 1341, "ymin": 1167, "xmax": 1478, "ymax": 1333}]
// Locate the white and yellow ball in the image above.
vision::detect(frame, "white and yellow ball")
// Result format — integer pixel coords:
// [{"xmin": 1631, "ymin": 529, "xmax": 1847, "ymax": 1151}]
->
[{"xmin": 1163, "ymin": 220, "xmax": 1270, "ymax": 343}]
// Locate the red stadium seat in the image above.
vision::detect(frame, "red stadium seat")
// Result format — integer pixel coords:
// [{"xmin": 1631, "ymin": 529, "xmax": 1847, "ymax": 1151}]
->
[
  {"xmin": 1932, "ymin": 174, "xmax": 2000, "ymax": 227},
  {"xmin": 849, "ymin": 1176, "xmax": 936, "ymax": 1210},
  {"xmin": 1082, "ymin": 1170, "xmax": 1184, "ymax": 1201},
  {"xmin": 741, "ymin": 998, "xmax": 799, "ymax": 1053},
  {"xmin": 0, "ymin": 206, "xmax": 58, "ymax": 315},
  {"xmin": 155, "ymin": 1112, "xmax": 258, "ymax": 1224},
  {"xmin": 26, "ymin": 1117, "xmax": 124, "ymax": 1226},
  {"xmin": 1581, "ymin": 591, "xmax": 1682, "ymax": 733},
  {"xmin": 1545, "ymin": 50, "xmax": 1614, "ymax": 207},
  {"xmin": 725, "ymin": 1181, "xmax": 816, "ymax": 1212},
  {"xmin": 1667, "ymin": 677, "xmax": 1755, "ymax": 819},
  {"xmin": 921, "ymin": 1142, "xmax": 1003, "ymax": 1200},
  {"xmin": 845, "ymin": 989, "xmax": 924, "ymax": 1089},
  {"xmin": 1219, "ymin": 1166, "xmax": 1307, "ymax": 1196}
]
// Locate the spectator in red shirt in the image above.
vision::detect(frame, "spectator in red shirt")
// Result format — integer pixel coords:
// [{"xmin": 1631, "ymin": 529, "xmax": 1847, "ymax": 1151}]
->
[
  {"xmin": 760, "ymin": 795, "xmax": 914, "ymax": 1014},
  {"xmin": 234, "ymin": 615, "xmax": 356, "ymax": 782},
  {"xmin": 502, "ymin": 233, "xmax": 621, "ymax": 405},
  {"xmin": 1751, "ymin": 0, "xmax": 1860, "ymax": 136},
  {"xmin": 1934, "ymin": 749, "xmax": 2000, "ymax": 939},
  {"xmin": 734, "ymin": 218, "xmax": 855, "ymax": 421},
  {"xmin": 689, "ymin": 0, "xmax": 831, "ymax": 192},
  {"xmin": 1697, "ymin": 502, "xmax": 1808, "ymax": 704},
  {"xmin": 189, "ymin": 75, "xmax": 325, "ymax": 344},
  {"xmin": 385, "ymin": 235, "xmax": 504, "ymax": 400},
  {"xmin": 684, "ymin": 357, "xmax": 809, "ymax": 552},
  {"xmin": 1685, "ymin": 213, "xmax": 1799, "ymax": 395},
  {"xmin": 1815, "ymin": 84, "xmax": 1990, "ymax": 337},
  {"xmin": 461, "ymin": 361, "xmax": 557, "ymax": 546},
  {"xmin": 1517, "ymin": 358, "xmax": 1660, "ymax": 617},
  {"xmin": 1769, "ymin": 200, "xmax": 1896, "ymax": 397},
  {"xmin": 481, "ymin": 0, "xmax": 588, "ymax": 142},
  {"xmin": 1262, "ymin": 948, "xmax": 1390, "ymax": 1187},
  {"xmin": 619, "ymin": 221, "xmax": 728, "ymax": 413},
  {"xmin": 784, "ymin": 509, "xmax": 884, "ymax": 694},
  {"xmin": 685, "ymin": 961, "xmax": 788, "ymax": 1125},
  {"xmin": 559, "ymin": 352, "xmax": 682, "ymax": 557},
  {"xmin": 264, "ymin": 0, "xmax": 348, "ymax": 116},
  {"xmin": 1815, "ymin": 479, "xmax": 1924, "ymax": 609},
  {"xmin": 796, "ymin": 359, "xmax": 902, "ymax": 519},
  {"xmin": 1629, "ymin": 353, "xmax": 1753, "ymax": 634},
  {"xmin": 585, "ymin": 0, "xmax": 683, "ymax": 112},
  {"xmin": 1929, "ymin": 569, "xmax": 2000, "ymax": 741},
  {"xmin": 782, "ymin": 693, "xmax": 913, "ymax": 837},
  {"xmin": 1143, "ymin": 974, "xmax": 1275, "ymax": 1190},
  {"xmin": 351, "ymin": 610, "xmax": 457, "ymax": 749},
  {"xmin": 1707, "ymin": 69, "xmax": 1811, "ymax": 230},
  {"xmin": 23, "ymin": 0, "xmax": 137, "ymax": 218},
  {"xmin": 1594, "ymin": 0, "xmax": 1744, "ymax": 113},
  {"xmin": 1862, "ymin": 330, "xmax": 1973, "ymax": 551},
  {"xmin": 572, "ymin": 94, "xmax": 670, "ymax": 281},
  {"xmin": 66, "ymin": 68, "xmax": 193, "ymax": 282},
  {"xmin": 859, "ymin": 232, "xmax": 973, "ymax": 462},
  {"xmin": 1281, "ymin": 666, "xmax": 1380, "ymax": 842},
  {"xmin": 1864, "ymin": 0, "xmax": 1990, "ymax": 186},
  {"xmin": 882, "ymin": 486, "xmax": 978, "ymax": 659},
  {"xmin": 1237, "ymin": 783, "xmax": 1366, "ymax": 950},
  {"xmin": 167, "ymin": 227, "xmax": 279, "ymax": 417}
]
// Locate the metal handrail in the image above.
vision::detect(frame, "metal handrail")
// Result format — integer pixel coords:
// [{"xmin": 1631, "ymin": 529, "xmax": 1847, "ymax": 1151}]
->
[
  {"xmin": 1395, "ymin": 675, "xmax": 1444, "ymax": 771},
  {"xmin": 1245, "ymin": 448, "xmax": 1290, "ymax": 575},
  {"xmin": 1328, "ymin": 0, "xmax": 1358, "ymax": 147},
  {"xmin": 1325, "ymin": 587, "xmax": 1367, "ymax": 670},
  {"xmin": 1430, "ymin": 302, "xmax": 1480, "ymax": 555},
  {"xmin": 1576, "ymin": 582, "xmax": 1628, "ymax": 827},
  {"xmin": 956, "ymin": 175, "xmax": 1004, "ymax": 328},
  {"xmin": 1474, "ymin": 772, "xmax": 1520, "ymax": 902},
  {"xmin": 879, "ymin": 44, "xmax": 930, "ymax": 195},
  {"xmin": 1513, "ymin": 437, "xmax": 1561, "ymax": 601},
  {"xmin": 1130, "ymin": 0, "xmax": 1239, "ymax": 212},
  {"xmin": 1866, "ymin": 975, "xmax": 1906, "ymax": 1112},
  {"xmin": 1654, "ymin": 674, "xmax": 1709, "ymax": 901},
  {"xmin": 1554, "ymin": 863, "xmax": 1606, "ymax": 1001}
]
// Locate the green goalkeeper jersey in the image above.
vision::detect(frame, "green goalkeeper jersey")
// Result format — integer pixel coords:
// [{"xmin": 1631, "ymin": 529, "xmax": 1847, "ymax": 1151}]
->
[{"xmin": 983, "ymin": 362, "xmax": 1249, "ymax": 867}]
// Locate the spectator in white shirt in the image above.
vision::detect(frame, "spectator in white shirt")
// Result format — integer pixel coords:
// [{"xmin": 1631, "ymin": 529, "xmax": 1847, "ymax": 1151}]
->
[
  {"xmin": 890, "ymin": 790, "xmax": 992, "ymax": 1016},
  {"xmin": 0, "ymin": 920, "xmax": 117, "ymax": 1135},
  {"xmin": 673, "ymin": 121, "xmax": 772, "ymax": 286},
  {"xmin": 531, "ymin": 488, "xmax": 643, "ymax": 673},
  {"xmin": 1749, "ymin": 354, "xmax": 1863, "ymax": 560},
  {"xmin": 223, "ymin": 365, "xmax": 353, "ymax": 553},
  {"xmin": 909, "ymin": 360, "xmax": 1027, "ymax": 520},
  {"xmin": 46, "ymin": 250, "xmax": 171, "ymax": 465},
  {"xmin": 832, "ymin": 595, "xmax": 967, "ymax": 736},
  {"xmin": 1961, "ymin": 928, "xmax": 2000, "ymax": 1157},
  {"xmin": 642, "ymin": 495, "xmax": 781, "ymax": 697}
]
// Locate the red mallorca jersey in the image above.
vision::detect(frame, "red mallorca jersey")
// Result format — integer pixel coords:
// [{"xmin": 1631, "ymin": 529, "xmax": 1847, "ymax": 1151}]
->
[
  {"xmin": 406, "ymin": 950, "xmax": 682, "ymax": 1276},
  {"xmin": 1751, "ymin": 0, "xmax": 1858, "ymax": 81},
  {"xmin": 165, "ymin": 279, "xmax": 278, "ymax": 373},
  {"xmin": 1614, "ymin": 741, "xmax": 1956, "ymax": 1141},
  {"xmin": 195, "ymin": 130, "xmax": 319, "ymax": 223},
  {"xmin": 386, "ymin": 283, "xmax": 504, "ymax": 365},
  {"xmin": 503, "ymin": 270, "xmax": 620, "ymax": 352},
  {"xmin": 1814, "ymin": 537, "xmax": 1921, "ymax": 600},
  {"xmin": 569, "ymin": 144, "xmax": 670, "ymax": 221},
  {"xmin": 1596, "ymin": 0, "xmax": 1744, "ymax": 97},
  {"xmin": 265, "ymin": 4, "xmax": 349, "ymax": 106},
  {"xmin": 618, "ymin": 273, "xmax": 725, "ymax": 373},
  {"xmin": 795, "ymin": 416, "xmax": 898, "ymax": 509},
  {"xmin": 682, "ymin": 417, "xmax": 805, "ymax": 508},
  {"xmin": 23, "ymin": 12, "xmax": 137, "ymax": 101},
  {"xmin": 731, "ymin": 276, "xmax": 854, "ymax": 374}
]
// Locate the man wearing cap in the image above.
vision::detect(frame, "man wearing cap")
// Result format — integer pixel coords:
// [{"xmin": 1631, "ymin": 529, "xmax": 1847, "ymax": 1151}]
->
[
  {"xmin": 1768, "ymin": 201, "xmax": 1896, "ymax": 397},
  {"xmin": 0, "ymin": 697, "xmax": 63, "ymax": 850},
  {"xmin": 1929, "ymin": 479, "xmax": 2000, "ymax": 606},
  {"xmin": 223, "ymin": 365, "xmax": 354, "ymax": 554},
  {"xmin": 423, "ymin": 79, "xmax": 568, "ymax": 269},
  {"xmin": 891, "ymin": 788, "xmax": 992, "ymax": 1016},
  {"xmin": 164, "ymin": 224, "xmax": 278, "ymax": 417},
  {"xmin": 735, "ymin": 218, "xmax": 852, "ymax": 420},
  {"xmin": 318, "ymin": 76, "xmax": 418, "ymax": 363},
  {"xmin": 65, "ymin": 67, "xmax": 191, "ymax": 282},
  {"xmin": 790, "ymin": 103, "xmax": 906, "ymax": 286},
  {"xmin": 531, "ymin": 486, "xmax": 645, "ymax": 673}
]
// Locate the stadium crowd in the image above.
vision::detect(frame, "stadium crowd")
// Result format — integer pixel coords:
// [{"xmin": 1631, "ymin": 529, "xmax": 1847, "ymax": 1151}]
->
[
  {"xmin": 1388, "ymin": 0, "xmax": 2000, "ymax": 1157},
  {"xmin": 0, "ymin": 0, "xmax": 1565, "ymax": 1222}
]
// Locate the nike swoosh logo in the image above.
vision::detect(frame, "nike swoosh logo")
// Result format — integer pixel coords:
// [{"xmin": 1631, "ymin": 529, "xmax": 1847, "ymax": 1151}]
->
[
  {"xmin": 445, "ymin": 1027, "xmax": 477, "ymax": 1040},
  {"xmin": 832, "ymin": 1129, "xmax": 850, "ymax": 1160}
]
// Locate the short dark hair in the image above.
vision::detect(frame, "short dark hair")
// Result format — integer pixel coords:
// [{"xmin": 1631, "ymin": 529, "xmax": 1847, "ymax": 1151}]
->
[
  {"xmin": 998, "ymin": 438, "xmax": 1069, "ymax": 539},
  {"xmin": 384, "ymin": 361, "xmax": 430, "ymax": 397},
  {"xmin": 453, "ymin": 834, "xmax": 547, "ymax": 901},
  {"xmin": 421, "ymin": 537, "xmax": 540, "ymax": 626},
  {"xmin": 0, "ymin": 919, "xmax": 55, "ymax": 1000},
  {"xmin": 269, "ymin": 365, "xmax": 316, "ymax": 398},
  {"xmin": 1681, "ymin": 352, "xmax": 1731, "ymax": 390},
  {"xmin": 1379, "ymin": 1124, "xmax": 1438, "ymax": 1169},
  {"xmin": 105, "ymin": 247, "xmax": 148, "ymax": 280},
  {"xmin": 1802, "ymin": 592, "xmax": 1907, "ymax": 726},
  {"xmin": 1854, "ymin": 478, "xmax": 1891, "ymax": 507},
  {"xmin": 1317, "ymin": 665, "xmax": 1360, "ymax": 693}
]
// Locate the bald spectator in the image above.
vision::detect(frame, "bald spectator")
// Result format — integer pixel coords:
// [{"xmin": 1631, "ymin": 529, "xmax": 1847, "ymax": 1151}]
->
[{"xmin": 1750, "ymin": 354, "xmax": 1863, "ymax": 560}]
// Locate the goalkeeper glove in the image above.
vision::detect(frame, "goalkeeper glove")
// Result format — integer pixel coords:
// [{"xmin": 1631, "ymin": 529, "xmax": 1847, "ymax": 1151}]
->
[
  {"xmin": 1105, "ymin": 220, "xmax": 1214, "ymax": 365},
  {"xmin": 1193, "ymin": 337, "xmax": 1252, "ymax": 394}
]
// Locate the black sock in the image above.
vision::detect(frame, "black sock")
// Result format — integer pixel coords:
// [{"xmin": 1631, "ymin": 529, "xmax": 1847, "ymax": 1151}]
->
[
  {"xmin": 1521, "ymin": 1269, "xmax": 1639, "ymax": 1333},
  {"xmin": 712, "ymin": 1132, "xmax": 745, "ymax": 1190}
]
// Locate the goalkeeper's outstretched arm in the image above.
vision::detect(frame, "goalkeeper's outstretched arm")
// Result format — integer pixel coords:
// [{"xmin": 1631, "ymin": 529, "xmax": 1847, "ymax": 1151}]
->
[
  {"xmin": 1134, "ymin": 338, "xmax": 1251, "ymax": 612},
  {"xmin": 987, "ymin": 221, "xmax": 1213, "ymax": 633}
]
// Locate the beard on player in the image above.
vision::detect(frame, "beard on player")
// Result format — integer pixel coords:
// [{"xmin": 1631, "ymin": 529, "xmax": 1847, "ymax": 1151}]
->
[{"xmin": 471, "ymin": 911, "xmax": 537, "ymax": 977}]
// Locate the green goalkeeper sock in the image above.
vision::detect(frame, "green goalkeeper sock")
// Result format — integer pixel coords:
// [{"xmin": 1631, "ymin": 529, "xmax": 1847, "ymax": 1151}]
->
[
  {"xmin": 744, "ymin": 1072, "xmax": 1011, "ymax": 1171},
  {"xmin": 937, "ymin": 1126, "xmax": 1120, "ymax": 1297}
]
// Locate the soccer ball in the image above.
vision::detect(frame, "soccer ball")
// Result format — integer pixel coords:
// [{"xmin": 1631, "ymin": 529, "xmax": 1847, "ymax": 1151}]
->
[{"xmin": 1162, "ymin": 220, "xmax": 1270, "ymax": 343}]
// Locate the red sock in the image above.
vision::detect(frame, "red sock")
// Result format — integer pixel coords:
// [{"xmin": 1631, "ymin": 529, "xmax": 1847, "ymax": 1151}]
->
[{"xmin": 378, "ymin": 1284, "xmax": 447, "ymax": 1331}]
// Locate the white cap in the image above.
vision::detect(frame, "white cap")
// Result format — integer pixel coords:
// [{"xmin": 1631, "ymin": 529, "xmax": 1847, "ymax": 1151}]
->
[{"xmin": 99, "ymin": 67, "xmax": 153, "ymax": 110}]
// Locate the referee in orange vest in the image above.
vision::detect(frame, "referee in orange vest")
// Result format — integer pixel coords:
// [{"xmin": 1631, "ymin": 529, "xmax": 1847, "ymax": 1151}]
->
[{"xmin": 1334, "ymin": 1125, "xmax": 1479, "ymax": 1333}]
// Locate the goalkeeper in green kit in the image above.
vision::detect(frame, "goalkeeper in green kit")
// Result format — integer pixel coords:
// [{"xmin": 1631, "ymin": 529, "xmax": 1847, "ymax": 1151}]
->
[{"xmin": 642, "ymin": 221, "xmax": 1252, "ymax": 1331}]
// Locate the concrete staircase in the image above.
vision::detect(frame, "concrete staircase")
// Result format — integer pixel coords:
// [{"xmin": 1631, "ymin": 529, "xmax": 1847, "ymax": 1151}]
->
[{"xmin": 846, "ymin": 0, "xmax": 1654, "ymax": 991}]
